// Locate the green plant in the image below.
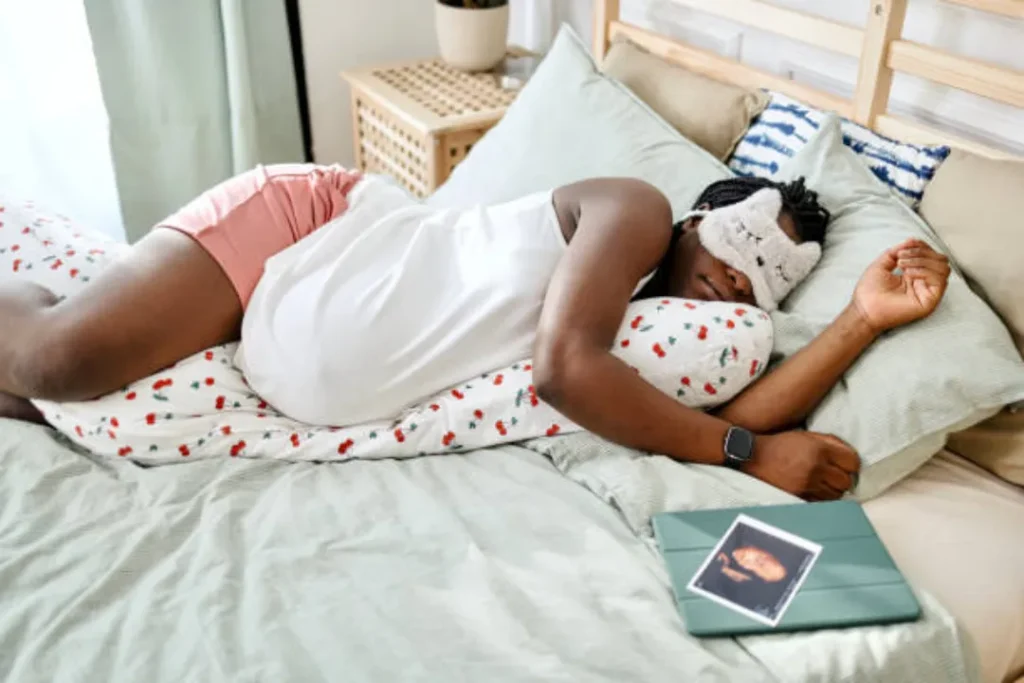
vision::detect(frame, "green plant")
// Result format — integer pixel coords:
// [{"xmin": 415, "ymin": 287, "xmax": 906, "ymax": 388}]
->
[{"xmin": 437, "ymin": 0, "xmax": 508, "ymax": 8}]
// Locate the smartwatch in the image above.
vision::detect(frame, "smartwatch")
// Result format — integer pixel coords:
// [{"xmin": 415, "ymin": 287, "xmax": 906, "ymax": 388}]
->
[{"xmin": 723, "ymin": 426, "xmax": 755, "ymax": 470}]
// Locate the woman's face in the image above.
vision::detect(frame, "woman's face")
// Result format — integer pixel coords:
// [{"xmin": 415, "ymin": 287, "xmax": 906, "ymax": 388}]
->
[
  {"xmin": 671, "ymin": 207, "xmax": 801, "ymax": 306},
  {"xmin": 732, "ymin": 546, "xmax": 787, "ymax": 582}
]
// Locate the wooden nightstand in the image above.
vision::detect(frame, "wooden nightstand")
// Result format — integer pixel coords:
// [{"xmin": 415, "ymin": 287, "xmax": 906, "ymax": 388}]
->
[{"xmin": 342, "ymin": 52, "xmax": 535, "ymax": 198}]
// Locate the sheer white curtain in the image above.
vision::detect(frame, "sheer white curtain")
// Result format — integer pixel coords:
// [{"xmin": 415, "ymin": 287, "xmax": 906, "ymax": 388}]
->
[
  {"xmin": 510, "ymin": 0, "xmax": 557, "ymax": 54},
  {"xmin": 0, "ymin": 0, "xmax": 125, "ymax": 241},
  {"xmin": 510, "ymin": 0, "xmax": 595, "ymax": 55}
]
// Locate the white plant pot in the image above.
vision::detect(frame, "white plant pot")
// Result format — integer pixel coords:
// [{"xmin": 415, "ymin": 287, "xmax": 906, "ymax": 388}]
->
[{"xmin": 435, "ymin": 2, "xmax": 509, "ymax": 73}]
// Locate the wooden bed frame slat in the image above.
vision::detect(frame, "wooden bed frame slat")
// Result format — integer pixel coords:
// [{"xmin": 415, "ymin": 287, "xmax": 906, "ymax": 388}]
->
[
  {"xmin": 875, "ymin": 113, "xmax": 1019, "ymax": 160},
  {"xmin": 942, "ymin": 0, "xmax": 1024, "ymax": 19},
  {"xmin": 852, "ymin": 0, "xmax": 909, "ymax": 126},
  {"xmin": 609, "ymin": 22, "xmax": 854, "ymax": 117},
  {"xmin": 593, "ymin": 0, "xmax": 1023, "ymax": 160},
  {"xmin": 593, "ymin": 0, "xmax": 621, "ymax": 60},
  {"xmin": 888, "ymin": 39, "xmax": 1024, "ymax": 108},
  {"xmin": 664, "ymin": 0, "xmax": 863, "ymax": 58}
]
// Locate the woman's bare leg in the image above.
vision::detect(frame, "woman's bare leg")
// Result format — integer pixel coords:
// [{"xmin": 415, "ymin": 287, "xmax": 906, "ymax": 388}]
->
[{"xmin": 0, "ymin": 229, "xmax": 242, "ymax": 404}]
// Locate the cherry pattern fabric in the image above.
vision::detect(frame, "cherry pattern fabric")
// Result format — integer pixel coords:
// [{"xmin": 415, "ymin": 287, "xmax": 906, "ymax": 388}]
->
[{"xmin": 4, "ymin": 196, "xmax": 772, "ymax": 464}]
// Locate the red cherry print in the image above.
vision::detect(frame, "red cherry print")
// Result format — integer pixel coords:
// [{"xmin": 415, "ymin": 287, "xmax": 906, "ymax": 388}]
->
[
  {"xmin": 118, "ymin": 446, "xmax": 133, "ymax": 457},
  {"xmin": 495, "ymin": 420, "xmax": 508, "ymax": 436},
  {"xmin": 12, "ymin": 259, "xmax": 21, "ymax": 272},
  {"xmin": 394, "ymin": 429, "xmax": 406, "ymax": 443},
  {"xmin": 215, "ymin": 396, "xmax": 226, "ymax": 410},
  {"xmin": 290, "ymin": 433, "xmax": 300, "ymax": 447},
  {"xmin": 429, "ymin": 403, "xmax": 440, "ymax": 412},
  {"xmin": 74, "ymin": 425, "xmax": 84, "ymax": 438},
  {"xmin": 146, "ymin": 413, "xmax": 157, "ymax": 425},
  {"xmin": 661, "ymin": 299, "xmax": 671, "ymax": 304},
  {"xmin": 10, "ymin": 244, "xmax": 18, "ymax": 252},
  {"xmin": 684, "ymin": 302, "xmax": 696, "ymax": 310},
  {"xmin": 750, "ymin": 360, "xmax": 760, "ymax": 377},
  {"xmin": 107, "ymin": 430, "xmax": 116, "ymax": 440},
  {"xmin": 68, "ymin": 267, "xmax": 79, "ymax": 278},
  {"xmin": 21, "ymin": 227, "xmax": 29, "ymax": 234},
  {"xmin": 630, "ymin": 315, "xmax": 643, "ymax": 329},
  {"xmin": 735, "ymin": 308, "xmax": 747, "ymax": 317},
  {"xmin": 257, "ymin": 413, "xmax": 267, "ymax": 419},
  {"xmin": 66, "ymin": 250, "xmax": 75, "ymax": 257},
  {"xmin": 50, "ymin": 259, "xmax": 63, "ymax": 270},
  {"xmin": 204, "ymin": 377, "xmax": 215, "ymax": 386},
  {"xmin": 230, "ymin": 440, "xmax": 247, "ymax": 457},
  {"xmin": 527, "ymin": 385, "xmax": 539, "ymax": 407},
  {"xmin": 620, "ymin": 339, "xmax": 630, "ymax": 348},
  {"xmin": 681, "ymin": 376, "xmax": 691, "ymax": 386},
  {"xmin": 523, "ymin": 364, "xmax": 532, "ymax": 371},
  {"xmin": 257, "ymin": 400, "xmax": 268, "ymax": 409},
  {"xmin": 152, "ymin": 378, "xmax": 173, "ymax": 390},
  {"xmin": 473, "ymin": 409, "xmax": 484, "ymax": 419},
  {"xmin": 179, "ymin": 444, "xmax": 190, "ymax": 457},
  {"xmin": 204, "ymin": 351, "xmax": 214, "ymax": 361},
  {"xmin": 652, "ymin": 343, "xmax": 666, "ymax": 358},
  {"xmin": 493, "ymin": 374, "xmax": 504, "ymax": 386},
  {"xmin": 546, "ymin": 424, "xmax": 561, "ymax": 437},
  {"xmin": 451, "ymin": 389, "xmax": 464, "ymax": 400},
  {"xmin": 732, "ymin": 346, "xmax": 738, "ymax": 360},
  {"xmin": 703, "ymin": 383, "xmax": 718, "ymax": 395},
  {"xmin": 221, "ymin": 425, "xmax": 232, "ymax": 435},
  {"xmin": 110, "ymin": 417, "xmax": 119, "ymax": 428},
  {"xmin": 726, "ymin": 319, "xmax": 736, "ymax": 329},
  {"xmin": 337, "ymin": 439, "xmax": 355, "ymax": 455},
  {"xmin": 442, "ymin": 431, "xmax": 456, "ymax": 446},
  {"xmin": 697, "ymin": 325, "xmax": 708, "ymax": 340}
]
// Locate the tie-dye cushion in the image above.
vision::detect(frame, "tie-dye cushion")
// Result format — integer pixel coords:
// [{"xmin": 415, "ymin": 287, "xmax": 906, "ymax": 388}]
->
[{"xmin": 727, "ymin": 92, "xmax": 949, "ymax": 208}]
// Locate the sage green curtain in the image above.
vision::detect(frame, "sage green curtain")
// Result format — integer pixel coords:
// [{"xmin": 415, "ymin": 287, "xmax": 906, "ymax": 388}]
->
[{"xmin": 84, "ymin": 0, "xmax": 305, "ymax": 242}]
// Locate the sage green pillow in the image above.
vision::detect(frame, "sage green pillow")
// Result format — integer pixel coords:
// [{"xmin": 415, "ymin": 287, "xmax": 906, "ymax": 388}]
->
[
  {"xmin": 428, "ymin": 25, "xmax": 731, "ymax": 219},
  {"xmin": 773, "ymin": 116, "xmax": 1024, "ymax": 500}
]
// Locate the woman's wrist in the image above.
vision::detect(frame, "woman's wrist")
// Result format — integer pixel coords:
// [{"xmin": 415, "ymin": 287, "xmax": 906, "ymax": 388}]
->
[{"xmin": 841, "ymin": 302, "xmax": 884, "ymax": 343}]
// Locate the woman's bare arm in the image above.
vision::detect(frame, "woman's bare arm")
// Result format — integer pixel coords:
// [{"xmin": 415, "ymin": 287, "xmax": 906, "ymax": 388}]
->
[
  {"xmin": 535, "ymin": 179, "xmax": 860, "ymax": 500},
  {"xmin": 717, "ymin": 239, "xmax": 950, "ymax": 433}
]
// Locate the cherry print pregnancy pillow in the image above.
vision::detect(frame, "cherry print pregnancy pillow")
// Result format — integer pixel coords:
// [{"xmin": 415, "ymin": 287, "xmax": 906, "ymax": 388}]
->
[{"xmin": 1, "ymin": 193, "xmax": 773, "ymax": 464}]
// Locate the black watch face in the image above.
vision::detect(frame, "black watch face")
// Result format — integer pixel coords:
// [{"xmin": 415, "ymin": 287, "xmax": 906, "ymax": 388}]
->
[{"xmin": 726, "ymin": 428, "xmax": 755, "ymax": 461}]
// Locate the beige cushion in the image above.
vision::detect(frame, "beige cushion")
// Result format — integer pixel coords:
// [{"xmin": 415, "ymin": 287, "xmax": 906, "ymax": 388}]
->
[
  {"xmin": 601, "ymin": 37, "xmax": 769, "ymax": 161},
  {"xmin": 864, "ymin": 450, "xmax": 1024, "ymax": 683},
  {"xmin": 920, "ymin": 150, "xmax": 1024, "ymax": 486}
]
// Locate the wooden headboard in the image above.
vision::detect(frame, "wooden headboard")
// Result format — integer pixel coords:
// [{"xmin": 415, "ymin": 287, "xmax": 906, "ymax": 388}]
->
[{"xmin": 592, "ymin": 0, "xmax": 1024, "ymax": 160}]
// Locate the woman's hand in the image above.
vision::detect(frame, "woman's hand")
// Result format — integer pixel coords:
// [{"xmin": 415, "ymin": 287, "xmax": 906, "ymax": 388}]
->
[
  {"xmin": 852, "ymin": 238, "xmax": 951, "ymax": 335},
  {"xmin": 744, "ymin": 431, "xmax": 861, "ymax": 501}
]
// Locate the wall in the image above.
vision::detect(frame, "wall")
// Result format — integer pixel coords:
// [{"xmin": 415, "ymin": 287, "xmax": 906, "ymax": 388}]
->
[
  {"xmin": 298, "ymin": 0, "xmax": 440, "ymax": 165},
  {"xmin": 510, "ymin": 0, "xmax": 1024, "ymax": 153}
]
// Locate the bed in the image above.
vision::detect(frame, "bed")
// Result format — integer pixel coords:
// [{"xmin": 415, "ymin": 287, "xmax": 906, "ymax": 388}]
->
[{"xmin": 3, "ymin": 1, "xmax": 1024, "ymax": 682}]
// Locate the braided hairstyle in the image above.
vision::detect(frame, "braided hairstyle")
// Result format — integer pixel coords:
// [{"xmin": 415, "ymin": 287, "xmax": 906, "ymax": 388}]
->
[
  {"xmin": 691, "ymin": 175, "xmax": 830, "ymax": 243},
  {"xmin": 638, "ymin": 176, "xmax": 829, "ymax": 299}
]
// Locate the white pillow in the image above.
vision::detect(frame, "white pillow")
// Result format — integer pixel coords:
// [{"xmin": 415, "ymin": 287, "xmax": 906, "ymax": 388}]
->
[{"xmin": 428, "ymin": 24, "xmax": 732, "ymax": 219}]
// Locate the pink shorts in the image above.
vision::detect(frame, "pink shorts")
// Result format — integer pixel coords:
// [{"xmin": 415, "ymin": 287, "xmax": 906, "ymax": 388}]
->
[{"xmin": 159, "ymin": 164, "xmax": 363, "ymax": 308}]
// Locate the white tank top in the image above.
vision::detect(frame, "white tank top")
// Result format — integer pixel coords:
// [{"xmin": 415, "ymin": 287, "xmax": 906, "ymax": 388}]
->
[{"xmin": 238, "ymin": 177, "xmax": 576, "ymax": 426}]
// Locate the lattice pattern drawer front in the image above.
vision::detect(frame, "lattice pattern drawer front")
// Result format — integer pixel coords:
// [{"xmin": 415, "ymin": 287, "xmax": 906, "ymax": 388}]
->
[
  {"xmin": 373, "ymin": 61, "xmax": 517, "ymax": 119},
  {"xmin": 353, "ymin": 94, "xmax": 430, "ymax": 198}
]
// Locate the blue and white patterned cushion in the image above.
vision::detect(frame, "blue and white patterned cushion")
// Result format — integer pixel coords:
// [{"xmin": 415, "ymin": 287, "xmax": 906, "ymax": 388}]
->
[{"xmin": 727, "ymin": 92, "xmax": 950, "ymax": 207}]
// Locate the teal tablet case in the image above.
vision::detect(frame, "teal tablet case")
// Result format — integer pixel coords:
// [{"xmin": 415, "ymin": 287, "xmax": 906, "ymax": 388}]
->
[{"xmin": 652, "ymin": 500, "xmax": 921, "ymax": 637}]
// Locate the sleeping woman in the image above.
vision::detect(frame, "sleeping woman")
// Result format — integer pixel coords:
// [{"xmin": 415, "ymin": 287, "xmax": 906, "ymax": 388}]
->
[{"xmin": 0, "ymin": 165, "xmax": 950, "ymax": 500}]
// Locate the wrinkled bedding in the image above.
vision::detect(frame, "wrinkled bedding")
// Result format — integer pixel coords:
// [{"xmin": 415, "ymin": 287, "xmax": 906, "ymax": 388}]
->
[{"xmin": 0, "ymin": 420, "xmax": 978, "ymax": 683}]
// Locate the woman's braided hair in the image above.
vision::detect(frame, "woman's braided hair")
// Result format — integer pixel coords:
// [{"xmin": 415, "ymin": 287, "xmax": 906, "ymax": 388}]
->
[
  {"xmin": 637, "ymin": 176, "xmax": 829, "ymax": 299},
  {"xmin": 691, "ymin": 175, "xmax": 830, "ymax": 243}
]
